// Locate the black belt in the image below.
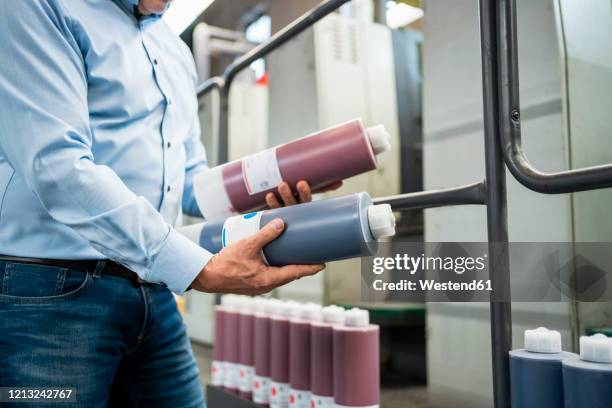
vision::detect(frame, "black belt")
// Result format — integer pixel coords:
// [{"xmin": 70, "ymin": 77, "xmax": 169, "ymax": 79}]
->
[{"xmin": 0, "ymin": 255, "xmax": 145, "ymax": 284}]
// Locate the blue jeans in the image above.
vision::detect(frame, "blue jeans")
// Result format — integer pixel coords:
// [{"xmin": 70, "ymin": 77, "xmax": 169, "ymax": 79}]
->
[{"xmin": 0, "ymin": 261, "xmax": 205, "ymax": 407}]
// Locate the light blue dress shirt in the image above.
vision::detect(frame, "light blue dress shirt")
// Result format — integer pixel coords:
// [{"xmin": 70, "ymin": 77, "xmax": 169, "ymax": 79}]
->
[{"xmin": 0, "ymin": 0, "xmax": 214, "ymax": 293}]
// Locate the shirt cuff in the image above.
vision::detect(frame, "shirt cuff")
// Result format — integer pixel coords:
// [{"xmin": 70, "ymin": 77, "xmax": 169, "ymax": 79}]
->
[{"xmin": 146, "ymin": 229, "xmax": 214, "ymax": 294}]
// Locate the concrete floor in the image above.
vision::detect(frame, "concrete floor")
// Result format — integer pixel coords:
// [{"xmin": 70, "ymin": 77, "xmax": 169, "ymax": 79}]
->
[{"xmin": 191, "ymin": 342, "xmax": 432, "ymax": 408}]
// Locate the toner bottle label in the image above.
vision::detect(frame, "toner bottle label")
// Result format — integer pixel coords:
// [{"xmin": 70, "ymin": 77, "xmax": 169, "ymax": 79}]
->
[
  {"xmin": 252, "ymin": 375, "xmax": 270, "ymax": 404},
  {"xmin": 221, "ymin": 212, "xmax": 263, "ymax": 247},
  {"xmin": 289, "ymin": 388, "xmax": 311, "ymax": 408},
  {"xmin": 223, "ymin": 362, "xmax": 239, "ymax": 390},
  {"xmin": 242, "ymin": 148, "xmax": 283, "ymax": 195},
  {"xmin": 311, "ymin": 395, "xmax": 334, "ymax": 408},
  {"xmin": 238, "ymin": 364, "xmax": 255, "ymax": 394},
  {"xmin": 210, "ymin": 360, "xmax": 224, "ymax": 386},
  {"xmin": 269, "ymin": 381, "xmax": 290, "ymax": 408}
]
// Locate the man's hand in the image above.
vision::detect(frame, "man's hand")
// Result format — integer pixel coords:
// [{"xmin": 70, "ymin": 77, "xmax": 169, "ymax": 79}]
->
[
  {"xmin": 265, "ymin": 180, "xmax": 343, "ymax": 209},
  {"xmin": 190, "ymin": 218, "xmax": 324, "ymax": 295}
]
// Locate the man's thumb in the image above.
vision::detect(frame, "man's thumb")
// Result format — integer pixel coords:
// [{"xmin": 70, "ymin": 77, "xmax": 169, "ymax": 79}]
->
[{"xmin": 249, "ymin": 218, "xmax": 285, "ymax": 249}]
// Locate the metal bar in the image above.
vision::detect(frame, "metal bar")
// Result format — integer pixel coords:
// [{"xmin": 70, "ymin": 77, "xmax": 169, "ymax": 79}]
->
[
  {"xmin": 222, "ymin": 0, "xmax": 351, "ymax": 86},
  {"xmin": 373, "ymin": 181, "xmax": 486, "ymax": 211},
  {"xmin": 217, "ymin": 0, "xmax": 351, "ymax": 164},
  {"xmin": 196, "ymin": 76, "xmax": 225, "ymax": 97},
  {"xmin": 479, "ymin": 1, "xmax": 512, "ymax": 407},
  {"xmin": 497, "ymin": 1, "xmax": 612, "ymax": 194},
  {"xmin": 218, "ymin": 88, "xmax": 229, "ymax": 164}
]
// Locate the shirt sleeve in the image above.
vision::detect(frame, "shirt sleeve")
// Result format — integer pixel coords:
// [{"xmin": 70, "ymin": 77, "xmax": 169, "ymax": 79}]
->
[{"xmin": 0, "ymin": 0, "xmax": 212, "ymax": 293}]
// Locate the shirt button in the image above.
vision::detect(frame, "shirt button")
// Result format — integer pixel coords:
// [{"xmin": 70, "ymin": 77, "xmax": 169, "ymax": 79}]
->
[
  {"xmin": 167, "ymin": 141, "xmax": 172, "ymax": 149},
  {"xmin": 167, "ymin": 98, "xmax": 173, "ymax": 105},
  {"xmin": 167, "ymin": 185, "xmax": 171, "ymax": 192},
  {"xmin": 153, "ymin": 58, "xmax": 159, "ymax": 65}
]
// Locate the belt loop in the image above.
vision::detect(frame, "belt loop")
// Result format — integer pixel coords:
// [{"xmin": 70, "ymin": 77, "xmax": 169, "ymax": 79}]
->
[{"xmin": 93, "ymin": 260, "xmax": 106, "ymax": 279}]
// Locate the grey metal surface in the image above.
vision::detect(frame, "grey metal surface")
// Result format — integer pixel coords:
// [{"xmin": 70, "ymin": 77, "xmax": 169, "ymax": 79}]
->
[
  {"xmin": 423, "ymin": 0, "xmax": 573, "ymax": 405},
  {"xmin": 425, "ymin": 98, "xmax": 562, "ymax": 142},
  {"xmin": 479, "ymin": 1, "xmax": 513, "ymax": 406},
  {"xmin": 496, "ymin": 0, "xmax": 612, "ymax": 193},
  {"xmin": 392, "ymin": 29, "xmax": 423, "ymax": 197},
  {"xmin": 391, "ymin": 29, "xmax": 424, "ymax": 232},
  {"xmin": 373, "ymin": 182, "xmax": 486, "ymax": 211},
  {"xmin": 196, "ymin": 76, "xmax": 225, "ymax": 96}
]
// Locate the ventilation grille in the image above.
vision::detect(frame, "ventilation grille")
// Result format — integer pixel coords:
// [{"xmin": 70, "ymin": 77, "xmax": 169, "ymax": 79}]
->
[{"xmin": 330, "ymin": 20, "xmax": 360, "ymax": 66}]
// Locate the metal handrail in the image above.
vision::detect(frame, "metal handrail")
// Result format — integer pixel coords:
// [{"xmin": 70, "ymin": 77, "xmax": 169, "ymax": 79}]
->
[
  {"xmin": 216, "ymin": 0, "xmax": 351, "ymax": 164},
  {"xmin": 193, "ymin": 2, "xmax": 518, "ymax": 408},
  {"xmin": 479, "ymin": 1, "xmax": 512, "ymax": 407},
  {"xmin": 221, "ymin": 0, "xmax": 352, "ymax": 87},
  {"xmin": 496, "ymin": 0, "xmax": 612, "ymax": 194},
  {"xmin": 196, "ymin": 76, "xmax": 225, "ymax": 96},
  {"xmin": 194, "ymin": 1, "xmax": 612, "ymax": 408},
  {"xmin": 374, "ymin": 181, "xmax": 486, "ymax": 211}
]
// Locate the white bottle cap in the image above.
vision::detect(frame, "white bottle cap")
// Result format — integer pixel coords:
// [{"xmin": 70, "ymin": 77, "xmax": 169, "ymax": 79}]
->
[
  {"xmin": 305, "ymin": 303, "xmax": 323, "ymax": 321},
  {"xmin": 322, "ymin": 305, "xmax": 345, "ymax": 325},
  {"xmin": 277, "ymin": 300, "xmax": 301, "ymax": 318},
  {"xmin": 580, "ymin": 333, "xmax": 612, "ymax": 363},
  {"xmin": 264, "ymin": 298, "xmax": 283, "ymax": 316},
  {"xmin": 221, "ymin": 294, "xmax": 239, "ymax": 312},
  {"xmin": 233, "ymin": 295, "xmax": 245, "ymax": 311},
  {"xmin": 251, "ymin": 297, "xmax": 268, "ymax": 315},
  {"xmin": 367, "ymin": 204, "xmax": 396, "ymax": 240},
  {"xmin": 292, "ymin": 303, "xmax": 322, "ymax": 321},
  {"xmin": 344, "ymin": 308, "xmax": 370, "ymax": 327},
  {"xmin": 366, "ymin": 125, "xmax": 391, "ymax": 155},
  {"xmin": 524, "ymin": 327, "xmax": 562, "ymax": 353},
  {"xmin": 289, "ymin": 303, "xmax": 304, "ymax": 319},
  {"xmin": 236, "ymin": 296, "xmax": 254, "ymax": 314}
]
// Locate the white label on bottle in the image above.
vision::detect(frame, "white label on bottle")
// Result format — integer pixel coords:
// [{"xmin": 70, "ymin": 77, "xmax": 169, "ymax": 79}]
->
[
  {"xmin": 221, "ymin": 212, "xmax": 263, "ymax": 248},
  {"xmin": 223, "ymin": 362, "xmax": 239, "ymax": 390},
  {"xmin": 238, "ymin": 364, "xmax": 255, "ymax": 393},
  {"xmin": 269, "ymin": 381, "xmax": 290, "ymax": 408},
  {"xmin": 193, "ymin": 165, "xmax": 236, "ymax": 220},
  {"xmin": 242, "ymin": 148, "xmax": 283, "ymax": 195},
  {"xmin": 211, "ymin": 360, "xmax": 224, "ymax": 386},
  {"xmin": 312, "ymin": 395, "xmax": 334, "ymax": 408},
  {"xmin": 252, "ymin": 375, "xmax": 270, "ymax": 404},
  {"xmin": 289, "ymin": 388, "xmax": 311, "ymax": 408}
]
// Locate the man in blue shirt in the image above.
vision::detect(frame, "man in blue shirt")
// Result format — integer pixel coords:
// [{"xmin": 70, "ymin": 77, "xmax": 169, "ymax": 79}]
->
[{"xmin": 0, "ymin": 0, "xmax": 328, "ymax": 406}]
